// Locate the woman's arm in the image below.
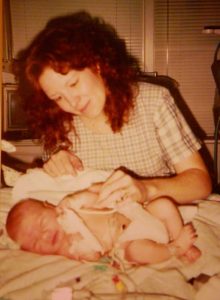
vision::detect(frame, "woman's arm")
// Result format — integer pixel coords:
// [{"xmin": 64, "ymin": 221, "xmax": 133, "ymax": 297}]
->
[
  {"xmin": 96, "ymin": 151, "xmax": 212, "ymax": 205},
  {"xmin": 141, "ymin": 151, "xmax": 212, "ymax": 204}
]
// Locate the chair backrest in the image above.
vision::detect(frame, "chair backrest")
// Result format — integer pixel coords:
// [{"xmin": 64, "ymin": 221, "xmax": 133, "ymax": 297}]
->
[
  {"xmin": 139, "ymin": 72, "xmax": 179, "ymax": 91},
  {"xmin": 212, "ymin": 42, "xmax": 220, "ymax": 93}
]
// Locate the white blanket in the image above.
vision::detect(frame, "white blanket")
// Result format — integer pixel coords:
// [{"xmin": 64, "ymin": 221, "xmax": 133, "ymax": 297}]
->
[
  {"xmin": 12, "ymin": 168, "xmax": 196, "ymax": 249},
  {"xmin": 1, "ymin": 188, "xmax": 220, "ymax": 300},
  {"xmin": 12, "ymin": 168, "xmax": 110, "ymax": 205},
  {"xmin": 1, "ymin": 169, "xmax": 220, "ymax": 300}
]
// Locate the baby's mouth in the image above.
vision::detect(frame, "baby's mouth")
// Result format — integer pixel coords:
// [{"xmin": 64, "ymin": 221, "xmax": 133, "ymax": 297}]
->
[{"xmin": 52, "ymin": 231, "xmax": 59, "ymax": 245}]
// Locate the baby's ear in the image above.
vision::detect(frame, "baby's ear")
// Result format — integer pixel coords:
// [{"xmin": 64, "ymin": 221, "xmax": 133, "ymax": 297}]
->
[
  {"xmin": 59, "ymin": 196, "xmax": 70, "ymax": 207},
  {"xmin": 43, "ymin": 201, "xmax": 55, "ymax": 209},
  {"xmin": 55, "ymin": 206, "xmax": 64, "ymax": 216}
]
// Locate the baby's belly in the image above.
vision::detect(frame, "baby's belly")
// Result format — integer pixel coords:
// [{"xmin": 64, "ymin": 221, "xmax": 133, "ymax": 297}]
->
[
  {"xmin": 103, "ymin": 214, "xmax": 130, "ymax": 252},
  {"xmin": 80, "ymin": 212, "xmax": 130, "ymax": 253}
]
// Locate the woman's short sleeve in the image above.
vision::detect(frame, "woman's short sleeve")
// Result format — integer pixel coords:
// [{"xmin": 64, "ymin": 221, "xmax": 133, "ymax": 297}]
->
[{"xmin": 153, "ymin": 88, "xmax": 201, "ymax": 166}]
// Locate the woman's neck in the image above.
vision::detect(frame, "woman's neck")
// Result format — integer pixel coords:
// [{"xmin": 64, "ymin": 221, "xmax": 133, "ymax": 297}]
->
[{"xmin": 79, "ymin": 114, "xmax": 112, "ymax": 134}]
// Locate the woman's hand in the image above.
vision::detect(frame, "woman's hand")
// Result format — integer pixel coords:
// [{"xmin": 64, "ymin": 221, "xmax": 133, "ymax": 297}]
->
[
  {"xmin": 95, "ymin": 169, "xmax": 148, "ymax": 208},
  {"xmin": 43, "ymin": 150, "xmax": 83, "ymax": 177}
]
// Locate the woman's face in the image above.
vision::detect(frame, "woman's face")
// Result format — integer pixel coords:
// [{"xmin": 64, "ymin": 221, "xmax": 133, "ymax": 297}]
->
[{"xmin": 39, "ymin": 67, "xmax": 107, "ymax": 120}]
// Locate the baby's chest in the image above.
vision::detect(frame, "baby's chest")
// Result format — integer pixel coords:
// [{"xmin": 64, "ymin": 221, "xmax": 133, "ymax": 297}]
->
[{"xmin": 81, "ymin": 213, "xmax": 130, "ymax": 251}]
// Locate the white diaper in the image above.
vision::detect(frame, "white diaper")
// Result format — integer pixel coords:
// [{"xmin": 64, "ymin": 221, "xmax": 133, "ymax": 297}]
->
[{"xmin": 117, "ymin": 201, "xmax": 169, "ymax": 244}]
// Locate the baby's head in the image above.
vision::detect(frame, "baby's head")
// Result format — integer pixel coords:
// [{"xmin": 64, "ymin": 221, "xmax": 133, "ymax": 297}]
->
[{"xmin": 6, "ymin": 198, "xmax": 68, "ymax": 256}]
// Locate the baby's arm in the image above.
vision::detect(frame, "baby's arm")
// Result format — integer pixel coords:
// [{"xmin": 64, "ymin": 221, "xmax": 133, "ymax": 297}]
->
[{"xmin": 58, "ymin": 188, "xmax": 100, "ymax": 211}]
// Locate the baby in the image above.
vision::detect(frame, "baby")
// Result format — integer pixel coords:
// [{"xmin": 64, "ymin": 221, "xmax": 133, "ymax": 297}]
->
[{"xmin": 6, "ymin": 188, "xmax": 201, "ymax": 264}]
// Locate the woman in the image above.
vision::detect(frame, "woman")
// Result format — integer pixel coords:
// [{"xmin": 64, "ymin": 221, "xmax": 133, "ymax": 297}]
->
[{"xmin": 15, "ymin": 11, "xmax": 212, "ymax": 207}]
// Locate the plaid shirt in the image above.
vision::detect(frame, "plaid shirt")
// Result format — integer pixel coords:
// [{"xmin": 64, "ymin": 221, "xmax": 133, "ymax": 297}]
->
[{"xmin": 63, "ymin": 82, "xmax": 200, "ymax": 177}]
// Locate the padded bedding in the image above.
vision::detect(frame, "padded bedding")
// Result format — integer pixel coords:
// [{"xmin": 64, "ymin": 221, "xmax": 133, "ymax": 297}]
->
[{"xmin": 1, "ymin": 187, "xmax": 220, "ymax": 300}]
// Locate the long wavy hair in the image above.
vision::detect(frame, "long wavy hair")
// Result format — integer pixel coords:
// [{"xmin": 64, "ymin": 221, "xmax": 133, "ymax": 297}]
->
[{"xmin": 14, "ymin": 11, "xmax": 140, "ymax": 151}]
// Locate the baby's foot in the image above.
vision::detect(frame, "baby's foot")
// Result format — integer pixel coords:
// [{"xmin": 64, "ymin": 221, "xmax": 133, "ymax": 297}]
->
[
  {"xmin": 183, "ymin": 246, "xmax": 201, "ymax": 263},
  {"xmin": 171, "ymin": 223, "xmax": 198, "ymax": 257}
]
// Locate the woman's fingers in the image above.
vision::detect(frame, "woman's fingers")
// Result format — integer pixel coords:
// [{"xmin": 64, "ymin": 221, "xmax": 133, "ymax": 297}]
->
[
  {"xmin": 43, "ymin": 159, "xmax": 61, "ymax": 177},
  {"xmin": 98, "ymin": 170, "xmax": 132, "ymax": 201},
  {"xmin": 69, "ymin": 153, "xmax": 84, "ymax": 172},
  {"xmin": 95, "ymin": 188, "xmax": 132, "ymax": 208},
  {"xmin": 96, "ymin": 169, "xmax": 148, "ymax": 208},
  {"xmin": 101, "ymin": 169, "xmax": 125, "ymax": 186},
  {"xmin": 87, "ymin": 183, "xmax": 103, "ymax": 193},
  {"xmin": 94, "ymin": 170, "xmax": 136, "ymax": 208},
  {"xmin": 43, "ymin": 150, "xmax": 83, "ymax": 177}
]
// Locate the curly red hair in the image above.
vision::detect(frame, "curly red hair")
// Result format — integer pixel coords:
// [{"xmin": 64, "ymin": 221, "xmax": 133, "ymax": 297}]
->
[{"xmin": 15, "ymin": 11, "xmax": 140, "ymax": 152}]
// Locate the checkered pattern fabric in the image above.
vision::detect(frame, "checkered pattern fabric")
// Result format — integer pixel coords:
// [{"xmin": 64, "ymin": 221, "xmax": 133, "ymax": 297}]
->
[{"xmin": 65, "ymin": 82, "xmax": 201, "ymax": 177}]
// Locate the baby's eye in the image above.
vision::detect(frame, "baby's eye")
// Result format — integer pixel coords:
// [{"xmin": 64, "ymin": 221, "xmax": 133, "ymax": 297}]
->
[
  {"xmin": 54, "ymin": 96, "xmax": 62, "ymax": 102},
  {"xmin": 32, "ymin": 240, "xmax": 38, "ymax": 251},
  {"xmin": 40, "ymin": 217, "xmax": 48, "ymax": 231},
  {"xmin": 69, "ymin": 80, "xmax": 78, "ymax": 87}
]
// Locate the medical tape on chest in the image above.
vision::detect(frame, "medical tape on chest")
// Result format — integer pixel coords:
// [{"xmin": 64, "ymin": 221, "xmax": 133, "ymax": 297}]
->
[{"xmin": 57, "ymin": 208, "xmax": 104, "ymax": 253}]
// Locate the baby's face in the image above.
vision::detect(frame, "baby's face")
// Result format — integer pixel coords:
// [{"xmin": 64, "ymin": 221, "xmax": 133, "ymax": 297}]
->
[{"xmin": 16, "ymin": 205, "xmax": 68, "ymax": 256}]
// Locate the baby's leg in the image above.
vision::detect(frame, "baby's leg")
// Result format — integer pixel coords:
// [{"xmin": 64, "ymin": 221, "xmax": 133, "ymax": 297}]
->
[
  {"xmin": 146, "ymin": 197, "xmax": 201, "ymax": 262},
  {"xmin": 124, "ymin": 238, "xmax": 176, "ymax": 264},
  {"xmin": 146, "ymin": 197, "xmax": 183, "ymax": 241},
  {"xmin": 124, "ymin": 225, "xmax": 200, "ymax": 264}
]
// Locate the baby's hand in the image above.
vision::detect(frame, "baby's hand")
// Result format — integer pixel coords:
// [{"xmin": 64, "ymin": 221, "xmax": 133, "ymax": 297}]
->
[
  {"xmin": 57, "ymin": 188, "xmax": 101, "ymax": 212},
  {"xmin": 81, "ymin": 251, "xmax": 101, "ymax": 262},
  {"xmin": 78, "ymin": 183, "xmax": 102, "ymax": 208}
]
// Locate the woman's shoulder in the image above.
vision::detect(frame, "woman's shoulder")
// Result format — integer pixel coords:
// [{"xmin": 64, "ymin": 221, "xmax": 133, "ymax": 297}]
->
[
  {"xmin": 137, "ymin": 81, "xmax": 170, "ymax": 100},
  {"xmin": 135, "ymin": 81, "xmax": 168, "ymax": 113},
  {"xmin": 136, "ymin": 81, "xmax": 175, "ymax": 112}
]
